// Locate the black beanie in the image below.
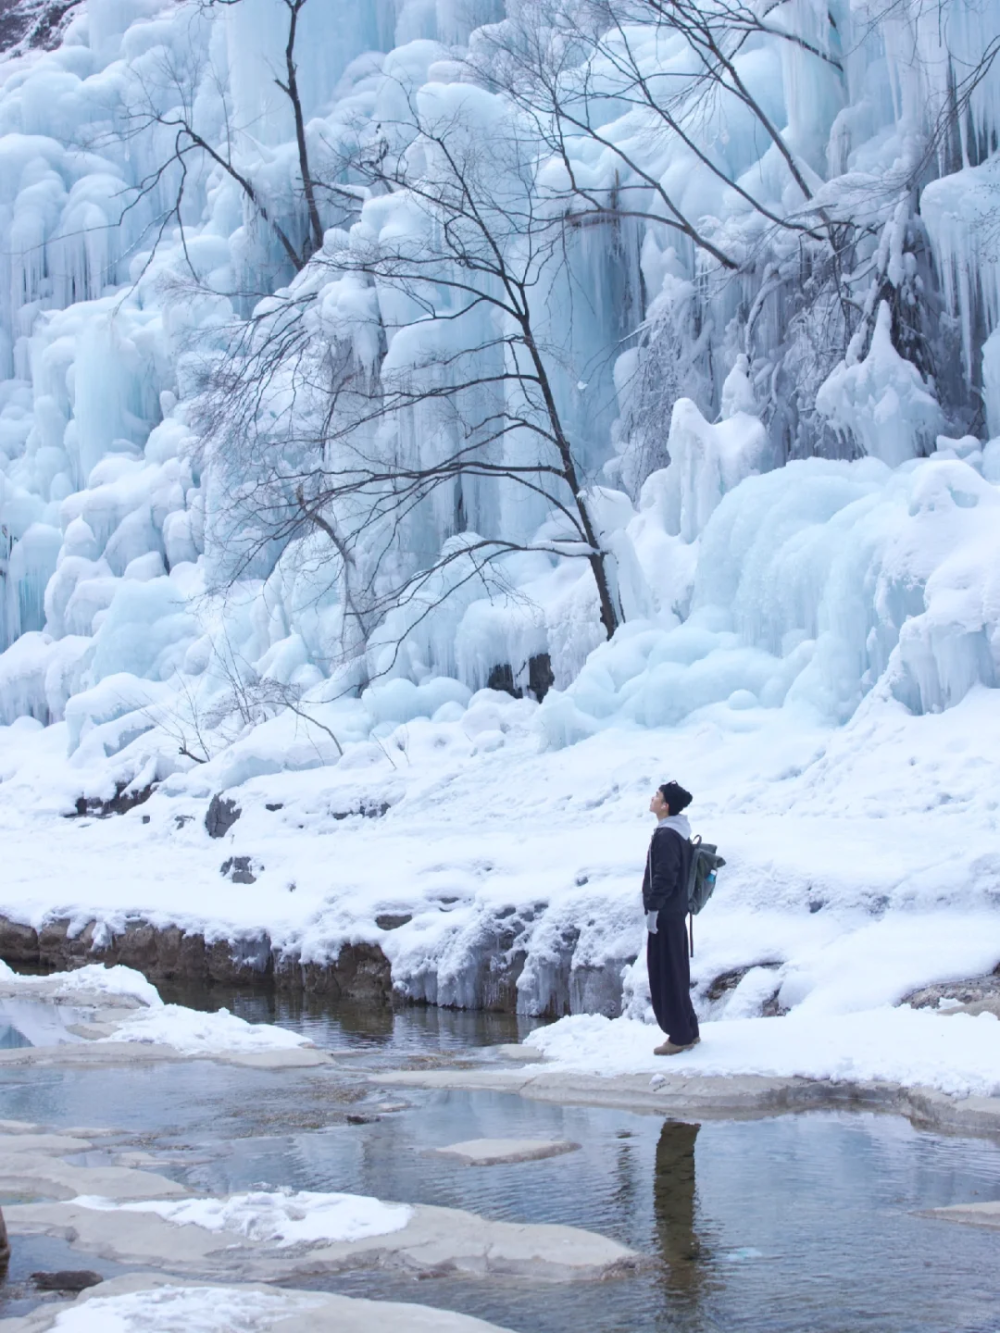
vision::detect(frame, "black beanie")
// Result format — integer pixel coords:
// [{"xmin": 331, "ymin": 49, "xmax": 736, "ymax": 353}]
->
[{"xmin": 659, "ymin": 781, "xmax": 692, "ymax": 814}]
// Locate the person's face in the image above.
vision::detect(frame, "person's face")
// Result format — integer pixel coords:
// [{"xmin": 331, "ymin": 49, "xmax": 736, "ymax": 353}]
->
[{"xmin": 650, "ymin": 789, "xmax": 670, "ymax": 818}]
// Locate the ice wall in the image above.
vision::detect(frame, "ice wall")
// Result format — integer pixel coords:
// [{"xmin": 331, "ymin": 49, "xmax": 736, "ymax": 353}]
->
[{"xmin": 0, "ymin": 0, "xmax": 999, "ymax": 754}]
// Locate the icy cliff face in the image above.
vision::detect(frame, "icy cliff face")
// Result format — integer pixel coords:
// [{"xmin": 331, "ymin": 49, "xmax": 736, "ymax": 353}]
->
[{"xmin": 0, "ymin": 0, "xmax": 998, "ymax": 770}]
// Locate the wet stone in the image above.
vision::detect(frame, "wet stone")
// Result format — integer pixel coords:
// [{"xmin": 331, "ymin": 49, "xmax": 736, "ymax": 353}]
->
[
  {"xmin": 429, "ymin": 1138, "xmax": 581, "ymax": 1166},
  {"xmin": 30, "ymin": 1269, "xmax": 103, "ymax": 1292}
]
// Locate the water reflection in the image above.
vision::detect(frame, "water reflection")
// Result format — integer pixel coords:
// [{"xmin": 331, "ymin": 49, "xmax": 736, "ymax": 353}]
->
[
  {"xmin": 155, "ymin": 981, "xmax": 538, "ymax": 1055},
  {"xmin": 653, "ymin": 1120, "xmax": 704, "ymax": 1299}
]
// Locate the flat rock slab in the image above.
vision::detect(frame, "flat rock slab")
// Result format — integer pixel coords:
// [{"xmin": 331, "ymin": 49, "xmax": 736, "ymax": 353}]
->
[
  {"xmin": 0, "ymin": 1152, "xmax": 190, "ymax": 1203},
  {"xmin": 0, "ymin": 1125, "xmax": 190, "ymax": 1205},
  {"xmin": 6, "ymin": 1196, "xmax": 639, "ymax": 1284},
  {"xmin": 0, "ymin": 1272, "xmax": 516, "ymax": 1332},
  {"xmin": 925, "ymin": 1200, "xmax": 1000, "ymax": 1230},
  {"xmin": 371, "ymin": 1068, "xmax": 1000, "ymax": 1136},
  {"xmin": 430, "ymin": 1138, "xmax": 580, "ymax": 1166},
  {"xmin": 0, "ymin": 1040, "xmax": 333, "ymax": 1071}
]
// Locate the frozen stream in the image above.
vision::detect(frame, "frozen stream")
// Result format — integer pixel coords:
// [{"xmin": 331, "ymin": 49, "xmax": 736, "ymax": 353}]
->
[{"xmin": 1, "ymin": 995, "xmax": 999, "ymax": 1332}]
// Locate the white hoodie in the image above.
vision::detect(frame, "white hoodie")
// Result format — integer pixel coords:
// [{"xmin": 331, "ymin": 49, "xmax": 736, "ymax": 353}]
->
[{"xmin": 656, "ymin": 813, "xmax": 691, "ymax": 839}]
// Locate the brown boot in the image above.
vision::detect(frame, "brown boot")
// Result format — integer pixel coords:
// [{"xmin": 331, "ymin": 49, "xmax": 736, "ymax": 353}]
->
[{"xmin": 654, "ymin": 1037, "xmax": 701, "ymax": 1056}]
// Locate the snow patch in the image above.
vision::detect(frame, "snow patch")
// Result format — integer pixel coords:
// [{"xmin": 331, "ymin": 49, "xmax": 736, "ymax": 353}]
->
[
  {"xmin": 74, "ymin": 1190, "xmax": 414, "ymax": 1247},
  {"xmin": 101, "ymin": 1004, "xmax": 313, "ymax": 1056},
  {"xmin": 47, "ymin": 1285, "xmax": 325, "ymax": 1333}
]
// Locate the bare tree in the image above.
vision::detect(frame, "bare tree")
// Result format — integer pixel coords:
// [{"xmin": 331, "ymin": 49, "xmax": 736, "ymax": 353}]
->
[
  {"xmin": 143, "ymin": 628, "xmax": 347, "ymax": 764},
  {"xmin": 197, "ymin": 83, "xmax": 624, "ymax": 685},
  {"xmin": 119, "ymin": 0, "xmax": 342, "ymax": 282},
  {"xmin": 477, "ymin": 0, "xmax": 1000, "ymax": 459},
  {"xmin": 475, "ymin": 0, "xmax": 850, "ymax": 263}
]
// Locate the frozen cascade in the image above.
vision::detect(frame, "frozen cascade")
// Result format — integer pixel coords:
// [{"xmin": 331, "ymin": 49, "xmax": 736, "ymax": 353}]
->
[{"xmin": 0, "ymin": 0, "xmax": 999, "ymax": 750}]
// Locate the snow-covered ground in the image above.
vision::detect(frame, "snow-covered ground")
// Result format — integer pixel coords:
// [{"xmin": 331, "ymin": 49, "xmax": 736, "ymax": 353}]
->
[
  {"xmin": 526, "ymin": 1008, "xmax": 1000, "ymax": 1100},
  {"xmin": 1, "ymin": 675, "xmax": 998, "ymax": 1085},
  {"xmin": 0, "ymin": 0, "xmax": 998, "ymax": 1103}
]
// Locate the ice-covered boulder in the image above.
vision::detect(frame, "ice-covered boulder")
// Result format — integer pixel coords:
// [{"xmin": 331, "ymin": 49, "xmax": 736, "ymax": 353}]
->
[
  {"xmin": 540, "ymin": 451, "xmax": 1000, "ymax": 745},
  {"xmin": 720, "ymin": 354, "xmax": 757, "ymax": 419},
  {"xmin": 816, "ymin": 303, "xmax": 943, "ymax": 468},
  {"xmin": 654, "ymin": 397, "xmax": 772, "ymax": 543}
]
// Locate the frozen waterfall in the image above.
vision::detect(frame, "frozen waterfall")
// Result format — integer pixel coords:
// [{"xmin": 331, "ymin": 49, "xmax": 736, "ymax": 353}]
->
[{"xmin": 0, "ymin": 0, "xmax": 998, "ymax": 773}]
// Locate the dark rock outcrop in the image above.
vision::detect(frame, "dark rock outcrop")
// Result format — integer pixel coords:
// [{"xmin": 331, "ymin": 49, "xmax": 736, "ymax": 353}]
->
[
  {"xmin": 705, "ymin": 962, "xmax": 782, "ymax": 1003},
  {"xmin": 281, "ymin": 943, "xmax": 393, "ymax": 1003},
  {"xmin": 205, "ymin": 794, "xmax": 241, "ymax": 838},
  {"xmin": 902, "ymin": 967, "xmax": 1000, "ymax": 1012},
  {"xmin": 376, "ymin": 913, "xmax": 412, "ymax": 931},
  {"xmin": 67, "ymin": 783, "xmax": 155, "ymax": 819},
  {"xmin": 220, "ymin": 856, "xmax": 258, "ymax": 884},
  {"xmin": 528, "ymin": 652, "xmax": 555, "ymax": 702},
  {"xmin": 0, "ymin": 917, "xmax": 41, "ymax": 965},
  {"xmin": 485, "ymin": 654, "xmax": 554, "ymax": 701},
  {"xmin": 0, "ymin": 913, "xmax": 391, "ymax": 1003},
  {"xmin": 0, "ymin": 0, "xmax": 83, "ymax": 55},
  {"xmin": 330, "ymin": 798, "xmax": 390, "ymax": 820},
  {"xmin": 486, "ymin": 662, "xmax": 519, "ymax": 696}
]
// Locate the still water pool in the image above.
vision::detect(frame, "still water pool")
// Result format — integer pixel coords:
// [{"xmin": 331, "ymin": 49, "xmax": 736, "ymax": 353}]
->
[{"xmin": 1, "ymin": 994, "xmax": 998, "ymax": 1333}]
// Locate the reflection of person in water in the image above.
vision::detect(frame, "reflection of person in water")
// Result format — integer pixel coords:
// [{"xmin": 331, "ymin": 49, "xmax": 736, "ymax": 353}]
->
[{"xmin": 653, "ymin": 1119, "xmax": 702, "ymax": 1295}]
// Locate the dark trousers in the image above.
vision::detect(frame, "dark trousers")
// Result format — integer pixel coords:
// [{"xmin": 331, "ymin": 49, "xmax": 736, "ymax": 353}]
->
[{"xmin": 647, "ymin": 913, "xmax": 700, "ymax": 1045}]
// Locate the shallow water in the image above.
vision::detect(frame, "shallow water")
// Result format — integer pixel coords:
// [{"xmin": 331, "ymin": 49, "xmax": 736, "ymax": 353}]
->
[{"xmin": 2, "ymin": 996, "xmax": 1000, "ymax": 1332}]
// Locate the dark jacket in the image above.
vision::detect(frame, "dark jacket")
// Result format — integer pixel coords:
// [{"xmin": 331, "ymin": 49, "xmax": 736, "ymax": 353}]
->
[{"xmin": 642, "ymin": 823, "xmax": 694, "ymax": 917}]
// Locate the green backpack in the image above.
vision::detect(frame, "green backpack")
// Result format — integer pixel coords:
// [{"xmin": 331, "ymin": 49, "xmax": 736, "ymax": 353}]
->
[{"xmin": 687, "ymin": 835, "xmax": 725, "ymax": 916}]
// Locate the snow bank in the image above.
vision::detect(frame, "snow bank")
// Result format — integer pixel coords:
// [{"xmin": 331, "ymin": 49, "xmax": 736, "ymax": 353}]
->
[
  {"xmin": 101, "ymin": 1005, "xmax": 313, "ymax": 1056},
  {"xmin": 816, "ymin": 303, "xmax": 943, "ymax": 467},
  {"xmin": 0, "ymin": 959, "xmax": 162, "ymax": 1008},
  {"xmin": 525, "ymin": 1007, "xmax": 1000, "ymax": 1099},
  {"xmin": 75, "ymin": 1190, "xmax": 413, "ymax": 1246},
  {"xmin": 0, "ymin": 959, "xmax": 316, "ymax": 1054}
]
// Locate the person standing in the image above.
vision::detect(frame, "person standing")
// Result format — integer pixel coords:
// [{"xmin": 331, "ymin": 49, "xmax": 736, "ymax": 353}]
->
[{"xmin": 643, "ymin": 780, "xmax": 700, "ymax": 1055}]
